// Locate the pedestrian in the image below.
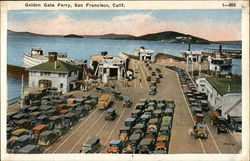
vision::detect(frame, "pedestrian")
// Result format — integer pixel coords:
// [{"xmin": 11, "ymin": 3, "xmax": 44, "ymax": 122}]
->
[{"xmin": 139, "ymin": 78, "xmax": 141, "ymax": 83}]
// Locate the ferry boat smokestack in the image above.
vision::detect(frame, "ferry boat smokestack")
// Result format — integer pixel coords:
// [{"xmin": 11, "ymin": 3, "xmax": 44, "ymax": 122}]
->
[
  {"xmin": 219, "ymin": 45, "xmax": 222, "ymax": 54},
  {"xmin": 188, "ymin": 43, "xmax": 191, "ymax": 51}
]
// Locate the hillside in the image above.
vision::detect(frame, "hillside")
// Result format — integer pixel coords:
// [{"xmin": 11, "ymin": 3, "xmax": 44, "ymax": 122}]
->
[
  {"xmin": 100, "ymin": 33, "xmax": 134, "ymax": 39},
  {"xmin": 64, "ymin": 34, "xmax": 83, "ymax": 38},
  {"xmin": 124, "ymin": 31, "xmax": 210, "ymax": 44}
]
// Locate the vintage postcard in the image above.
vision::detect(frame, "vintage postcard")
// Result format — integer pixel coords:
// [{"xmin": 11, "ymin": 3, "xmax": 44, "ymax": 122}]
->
[{"xmin": 0, "ymin": 1, "xmax": 249, "ymax": 161}]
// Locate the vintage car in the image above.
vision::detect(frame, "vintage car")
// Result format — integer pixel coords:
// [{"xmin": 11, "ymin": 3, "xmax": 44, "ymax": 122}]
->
[
  {"xmin": 80, "ymin": 136, "xmax": 101, "ymax": 153},
  {"xmin": 107, "ymin": 140, "xmax": 123, "ymax": 153}
]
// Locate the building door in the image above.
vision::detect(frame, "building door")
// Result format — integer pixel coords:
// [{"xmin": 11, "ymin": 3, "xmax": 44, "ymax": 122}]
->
[
  {"xmin": 110, "ymin": 68, "xmax": 118, "ymax": 77},
  {"xmin": 39, "ymin": 80, "xmax": 52, "ymax": 88}
]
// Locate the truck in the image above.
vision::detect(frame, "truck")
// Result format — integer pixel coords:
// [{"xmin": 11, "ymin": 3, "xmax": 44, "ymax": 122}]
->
[{"xmin": 97, "ymin": 94, "xmax": 111, "ymax": 110}]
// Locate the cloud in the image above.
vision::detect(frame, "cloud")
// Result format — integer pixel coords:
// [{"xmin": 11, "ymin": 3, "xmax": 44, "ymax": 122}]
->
[
  {"xmin": 112, "ymin": 13, "xmax": 154, "ymax": 22},
  {"xmin": 8, "ymin": 12, "xmax": 241, "ymax": 41}
]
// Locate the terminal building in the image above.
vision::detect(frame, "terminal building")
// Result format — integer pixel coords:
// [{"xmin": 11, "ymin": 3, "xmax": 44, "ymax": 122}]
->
[
  {"xmin": 135, "ymin": 47, "xmax": 155, "ymax": 63},
  {"xmin": 90, "ymin": 52, "xmax": 127, "ymax": 83},
  {"xmin": 28, "ymin": 53, "xmax": 80, "ymax": 92},
  {"xmin": 196, "ymin": 77, "xmax": 241, "ymax": 118}
]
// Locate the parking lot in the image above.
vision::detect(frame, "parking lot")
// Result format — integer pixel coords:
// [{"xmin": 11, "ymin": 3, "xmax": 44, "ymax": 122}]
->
[{"xmin": 43, "ymin": 59, "xmax": 241, "ymax": 154}]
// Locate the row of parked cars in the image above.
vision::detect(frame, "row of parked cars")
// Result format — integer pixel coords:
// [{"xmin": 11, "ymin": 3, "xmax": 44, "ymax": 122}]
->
[
  {"xmin": 146, "ymin": 66, "xmax": 163, "ymax": 95},
  {"xmin": 7, "ymin": 88, "xmax": 98, "ymax": 153},
  {"xmin": 166, "ymin": 66, "xmax": 209, "ymax": 139},
  {"xmin": 105, "ymin": 98, "xmax": 175, "ymax": 154},
  {"xmin": 166, "ymin": 66, "xmax": 242, "ymax": 137}
]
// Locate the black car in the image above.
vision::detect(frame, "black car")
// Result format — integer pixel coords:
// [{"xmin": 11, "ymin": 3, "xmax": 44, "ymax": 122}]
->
[
  {"xmin": 231, "ymin": 117, "xmax": 242, "ymax": 132},
  {"xmin": 105, "ymin": 108, "xmax": 117, "ymax": 121},
  {"xmin": 147, "ymin": 76, "xmax": 151, "ymax": 81}
]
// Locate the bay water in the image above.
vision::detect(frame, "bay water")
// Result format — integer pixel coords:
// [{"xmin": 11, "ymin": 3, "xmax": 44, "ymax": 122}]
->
[{"xmin": 7, "ymin": 34, "xmax": 242, "ymax": 100}]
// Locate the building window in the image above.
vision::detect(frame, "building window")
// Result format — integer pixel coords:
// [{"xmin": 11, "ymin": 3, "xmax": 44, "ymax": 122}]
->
[
  {"xmin": 59, "ymin": 73, "xmax": 66, "ymax": 77},
  {"xmin": 60, "ymin": 83, "xmax": 63, "ymax": 88}
]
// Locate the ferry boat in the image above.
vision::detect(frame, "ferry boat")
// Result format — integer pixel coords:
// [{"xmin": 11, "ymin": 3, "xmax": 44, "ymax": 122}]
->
[
  {"xmin": 208, "ymin": 54, "xmax": 232, "ymax": 73},
  {"xmin": 23, "ymin": 48, "xmax": 84, "ymax": 68}
]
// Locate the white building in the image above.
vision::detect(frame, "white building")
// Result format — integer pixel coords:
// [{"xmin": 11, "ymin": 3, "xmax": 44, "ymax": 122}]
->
[
  {"xmin": 28, "ymin": 54, "xmax": 80, "ymax": 92},
  {"xmin": 196, "ymin": 77, "xmax": 241, "ymax": 117},
  {"xmin": 135, "ymin": 47, "xmax": 155, "ymax": 62},
  {"xmin": 98, "ymin": 56, "xmax": 126, "ymax": 82}
]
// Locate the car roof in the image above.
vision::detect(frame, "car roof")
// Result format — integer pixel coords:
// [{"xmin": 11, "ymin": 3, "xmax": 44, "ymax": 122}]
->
[
  {"xmin": 134, "ymin": 123, "xmax": 145, "ymax": 128},
  {"xmin": 197, "ymin": 123, "xmax": 206, "ymax": 128},
  {"xmin": 40, "ymin": 130, "xmax": 53, "ymax": 136},
  {"xmin": 139, "ymin": 138, "xmax": 153, "ymax": 145},
  {"xmin": 11, "ymin": 128, "xmax": 27, "ymax": 135},
  {"xmin": 125, "ymin": 117, "xmax": 136, "ymax": 122},
  {"xmin": 16, "ymin": 135, "xmax": 31, "ymax": 142},
  {"xmin": 13, "ymin": 113, "xmax": 26, "ymax": 118},
  {"xmin": 17, "ymin": 144, "xmax": 37, "ymax": 153},
  {"xmin": 129, "ymin": 133, "xmax": 141, "ymax": 140},
  {"xmin": 120, "ymin": 126, "xmax": 130, "ymax": 131},
  {"xmin": 40, "ymin": 105, "xmax": 52, "ymax": 110},
  {"xmin": 107, "ymin": 108, "xmax": 115, "ymax": 112},
  {"xmin": 140, "ymin": 114, "xmax": 150, "ymax": 119},
  {"xmin": 84, "ymin": 136, "xmax": 99, "ymax": 146},
  {"xmin": 65, "ymin": 112, "xmax": 76, "ymax": 118},
  {"xmin": 37, "ymin": 115, "xmax": 47, "ymax": 120},
  {"xmin": 28, "ymin": 106, "xmax": 39, "ymax": 111},
  {"xmin": 33, "ymin": 124, "xmax": 46, "ymax": 131},
  {"xmin": 49, "ymin": 115, "xmax": 61, "ymax": 120},
  {"xmin": 110, "ymin": 140, "xmax": 121, "ymax": 145}
]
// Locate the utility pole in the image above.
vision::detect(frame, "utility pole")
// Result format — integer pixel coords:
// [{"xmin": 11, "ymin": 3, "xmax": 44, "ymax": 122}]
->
[
  {"xmin": 191, "ymin": 59, "xmax": 194, "ymax": 78},
  {"xmin": 20, "ymin": 74, "xmax": 24, "ymax": 107}
]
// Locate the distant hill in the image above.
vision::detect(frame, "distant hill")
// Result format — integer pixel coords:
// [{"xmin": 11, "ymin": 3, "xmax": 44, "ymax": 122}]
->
[
  {"xmin": 99, "ymin": 34, "xmax": 134, "ymax": 39},
  {"xmin": 123, "ymin": 31, "xmax": 210, "ymax": 44},
  {"xmin": 7, "ymin": 30, "xmax": 61, "ymax": 37},
  {"xmin": 8, "ymin": 30, "xmax": 211, "ymax": 44},
  {"xmin": 64, "ymin": 34, "xmax": 83, "ymax": 38},
  {"xmin": 213, "ymin": 40, "xmax": 242, "ymax": 45}
]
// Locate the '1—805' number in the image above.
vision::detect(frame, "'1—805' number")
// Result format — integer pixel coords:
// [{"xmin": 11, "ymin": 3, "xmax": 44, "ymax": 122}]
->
[{"xmin": 222, "ymin": 3, "xmax": 236, "ymax": 7}]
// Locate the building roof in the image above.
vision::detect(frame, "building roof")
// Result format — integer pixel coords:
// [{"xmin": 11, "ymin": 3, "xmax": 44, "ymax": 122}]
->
[
  {"xmin": 206, "ymin": 77, "xmax": 241, "ymax": 96},
  {"xmin": 28, "ymin": 60, "xmax": 79, "ymax": 72},
  {"xmin": 91, "ymin": 55, "xmax": 121, "ymax": 62}
]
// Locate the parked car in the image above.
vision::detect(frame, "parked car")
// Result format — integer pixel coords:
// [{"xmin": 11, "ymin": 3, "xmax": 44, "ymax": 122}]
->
[
  {"xmin": 138, "ymin": 138, "xmax": 155, "ymax": 154},
  {"xmin": 16, "ymin": 144, "xmax": 42, "ymax": 153},
  {"xmin": 231, "ymin": 117, "xmax": 242, "ymax": 132},
  {"xmin": 38, "ymin": 130, "xmax": 57, "ymax": 147},
  {"xmin": 107, "ymin": 140, "xmax": 123, "ymax": 153},
  {"xmin": 80, "ymin": 136, "xmax": 101, "ymax": 153}
]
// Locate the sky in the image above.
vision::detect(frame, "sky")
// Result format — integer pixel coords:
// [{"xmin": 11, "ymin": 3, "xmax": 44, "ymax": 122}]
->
[{"xmin": 8, "ymin": 10, "xmax": 241, "ymax": 41}]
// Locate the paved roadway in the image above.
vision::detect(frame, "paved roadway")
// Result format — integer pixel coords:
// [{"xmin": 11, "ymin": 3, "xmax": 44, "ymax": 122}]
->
[{"xmin": 44, "ymin": 59, "xmax": 241, "ymax": 154}]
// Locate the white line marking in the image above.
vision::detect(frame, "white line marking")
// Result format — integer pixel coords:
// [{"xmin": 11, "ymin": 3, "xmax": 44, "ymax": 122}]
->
[
  {"xmin": 101, "ymin": 107, "xmax": 127, "ymax": 151},
  {"xmin": 96, "ymin": 121, "xmax": 108, "ymax": 136},
  {"xmin": 138, "ymin": 63, "xmax": 149, "ymax": 89},
  {"xmin": 131, "ymin": 61, "xmax": 137, "ymax": 88},
  {"xmin": 46, "ymin": 108, "xmax": 99, "ymax": 153},
  {"xmin": 141, "ymin": 62, "xmax": 150, "ymax": 76},
  {"xmin": 68, "ymin": 111, "xmax": 105, "ymax": 153}
]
